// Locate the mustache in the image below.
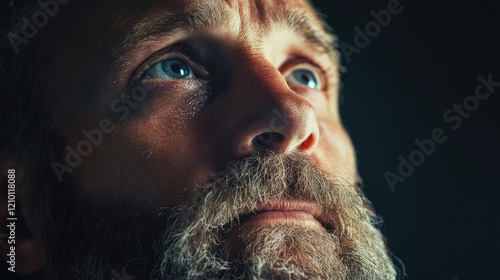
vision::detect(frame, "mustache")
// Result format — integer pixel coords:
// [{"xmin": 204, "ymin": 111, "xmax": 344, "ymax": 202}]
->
[{"xmin": 170, "ymin": 152, "xmax": 357, "ymax": 232}]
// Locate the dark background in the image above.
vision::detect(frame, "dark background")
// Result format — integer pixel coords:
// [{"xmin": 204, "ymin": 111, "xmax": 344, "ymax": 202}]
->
[{"xmin": 314, "ymin": 0, "xmax": 500, "ymax": 279}]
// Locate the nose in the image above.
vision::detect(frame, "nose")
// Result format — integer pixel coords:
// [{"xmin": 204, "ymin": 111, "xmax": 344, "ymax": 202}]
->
[{"xmin": 231, "ymin": 57, "xmax": 319, "ymax": 158}]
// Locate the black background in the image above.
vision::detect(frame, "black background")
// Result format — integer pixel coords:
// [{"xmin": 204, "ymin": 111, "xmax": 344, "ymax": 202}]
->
[{"xmin": 314, "ymin": 0, "xmax": 500, "ymax": 279}]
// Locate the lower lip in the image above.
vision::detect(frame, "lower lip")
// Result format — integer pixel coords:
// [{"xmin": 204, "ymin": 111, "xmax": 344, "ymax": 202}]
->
[{"xmin": 239, "ymin": 210, "xmax": 323, "ymax": 228}]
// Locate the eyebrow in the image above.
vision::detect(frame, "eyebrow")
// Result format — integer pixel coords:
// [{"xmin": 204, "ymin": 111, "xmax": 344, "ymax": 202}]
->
[{"xmin": 106, "ymin": 1, "xmax": 339, "ymax": 70}]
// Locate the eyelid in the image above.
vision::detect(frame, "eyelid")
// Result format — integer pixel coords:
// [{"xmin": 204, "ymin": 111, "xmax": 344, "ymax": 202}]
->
[{"xmin": 130, "ymin": 44, "xmax": 209, "ymax": 83}]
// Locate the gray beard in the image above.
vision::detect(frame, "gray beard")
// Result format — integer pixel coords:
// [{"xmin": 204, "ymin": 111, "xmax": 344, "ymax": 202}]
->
[
  {"xmin": 158, "ymin": 153, "xmax": 396, "ymax": 279},
  {"xmin": 40, "ymin": 153, "xmax": 396, "ymax": 280}
]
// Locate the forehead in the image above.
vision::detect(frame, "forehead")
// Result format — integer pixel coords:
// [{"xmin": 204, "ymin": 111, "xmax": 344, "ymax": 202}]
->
[
  {"xmin": 101, "ymin": 0, "xmax": 335, "ymax": 59},
  {"xmin": 109, "ymin": 0, "xmax": 325, "ymax": 32}
]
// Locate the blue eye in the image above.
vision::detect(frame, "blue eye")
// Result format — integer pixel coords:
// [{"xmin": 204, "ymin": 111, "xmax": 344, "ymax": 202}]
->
[
  {"xmin": 143, "ymin": 58, "xmax": 195, "ymax": 80},
  {"xmin": 287, "ymin": 69, "xmax": 320, "ymax": 90}
]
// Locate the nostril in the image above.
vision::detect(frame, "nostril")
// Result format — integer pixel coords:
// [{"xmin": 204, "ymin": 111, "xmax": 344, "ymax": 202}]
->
[
  {"xmin": 297, "ymin": 133, "xmax": 315, "ymax": 152},
  {"xmin": 252, "ymin": 132, "xmax": 284, "ymax": 151}
]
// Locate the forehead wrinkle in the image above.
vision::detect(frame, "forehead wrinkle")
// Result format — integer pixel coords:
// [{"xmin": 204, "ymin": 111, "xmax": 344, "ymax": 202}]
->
[
  {"xmin": 106, "ymin": 0, "xmax": 229, "ymax": 68},
  {"xmin": 221, "ymin": 0, "xmax": 339, "ymax": 60},
  {"xmin": 269, "ymin": 5, "xmax": 338, "ymax": 58}
]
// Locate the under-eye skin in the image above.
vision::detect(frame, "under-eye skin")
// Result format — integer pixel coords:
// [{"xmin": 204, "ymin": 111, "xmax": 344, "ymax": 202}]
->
[{"xmin": 142, "ymin": 58, "xmax": 195, "ymax": 80}]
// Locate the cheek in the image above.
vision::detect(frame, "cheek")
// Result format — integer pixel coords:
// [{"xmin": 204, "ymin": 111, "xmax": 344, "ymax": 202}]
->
[
  {"xmin": 74, "ymin": 85, "xmax": 213, "ymax": 206},
  {"xmin": 78, "ymin": 123, "xmax": 209, "ymax": 206},
  {"xmin": 315, "ymin": 120, "xmax": 357, "ymax": 179}
]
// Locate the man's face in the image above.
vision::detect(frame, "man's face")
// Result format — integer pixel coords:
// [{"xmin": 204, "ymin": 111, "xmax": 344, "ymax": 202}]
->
[
  {"xmin": 53, "ymin": 0, "xmax": 354, "ymax": 204},
  {"xmin": 21, "ymin": 0, "xmax": 395, "ymax": 278}
]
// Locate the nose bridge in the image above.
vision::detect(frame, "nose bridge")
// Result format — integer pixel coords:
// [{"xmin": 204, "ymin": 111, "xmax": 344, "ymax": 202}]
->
[{"xmin": 229, "ymin": 53, "xmax": 319, "ymax": 158}]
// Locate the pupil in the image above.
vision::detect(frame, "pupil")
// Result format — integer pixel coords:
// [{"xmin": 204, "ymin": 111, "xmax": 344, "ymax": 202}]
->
[
  {"xmin": 171, "ymin": 63, "xmax": 186, "ymax": 76},
  {"xmin": 301, "ymin": 74, "xmax": 310, "ymax": 83}
]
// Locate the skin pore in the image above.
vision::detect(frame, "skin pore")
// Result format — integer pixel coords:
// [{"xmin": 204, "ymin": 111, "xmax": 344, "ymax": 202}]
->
[{"xmin": 0, "ymin": 0, "xmax": 396, "ymax": 279}]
